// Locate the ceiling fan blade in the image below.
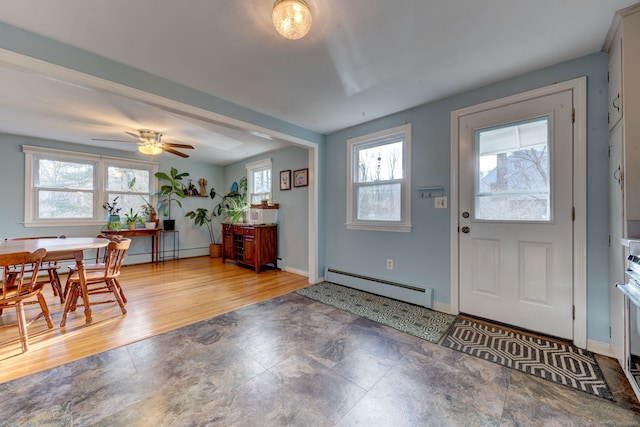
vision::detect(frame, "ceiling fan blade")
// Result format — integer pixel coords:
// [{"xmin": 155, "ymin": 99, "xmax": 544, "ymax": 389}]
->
[
  {"xmin": 125, "ymin": 131, "xmax": 141, "ymax": 139},
  {"xmin": 162, "ymin": 142, "xmax": 194, "ymax": 149},
  {"xmin": 163, "ymin": 147, "xmax": 190, "ymax": 158},
  {"xmin": 92, "ymin": 138, "xmax": 138, "ymax": 143}
]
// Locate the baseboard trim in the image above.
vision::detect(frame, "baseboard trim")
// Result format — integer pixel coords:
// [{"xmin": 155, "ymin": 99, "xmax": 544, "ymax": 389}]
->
[
  {"xmin": 432, "ymin": 301, "xmax": 452, "ymax": 315},
  {"xmin": 587, "ymin": 339, "xmax": 614, "ymax": 357}
]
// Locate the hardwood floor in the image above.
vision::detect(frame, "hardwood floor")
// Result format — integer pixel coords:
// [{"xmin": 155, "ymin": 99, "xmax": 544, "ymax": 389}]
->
[{"xmin": 0, "ymin": 256, "xmax": 310, "ymax": 384}]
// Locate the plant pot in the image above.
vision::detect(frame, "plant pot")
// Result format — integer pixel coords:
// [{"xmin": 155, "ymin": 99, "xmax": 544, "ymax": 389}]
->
[
  {"xmin": 209, "ymin": 243, "xmax": 222, "ymax": 258},
  {"xmin": 107, "ymin": 215, "xmax": 121, "ymax": 231},
  {"xmin": 127, "ymin": 222, "xmax": 136, "ymax": 230},
  {"xmin": 145, "ymin": 222, "xmax": 156, "ymax": 229},
  {"xmin": 163, "ymin": 219, "xmax": 176, "ymax": 230}
]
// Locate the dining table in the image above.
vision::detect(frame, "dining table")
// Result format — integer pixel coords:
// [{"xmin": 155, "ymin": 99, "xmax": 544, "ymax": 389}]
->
[{"xmin": 0, "ymin": 237, "xmax": 110, "ymax": 326}]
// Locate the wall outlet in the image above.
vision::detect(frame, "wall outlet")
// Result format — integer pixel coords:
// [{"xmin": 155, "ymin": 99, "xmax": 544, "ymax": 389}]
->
[
  {"xmin": 434, "ymin": 196, "xmax": 447, "ymax": 209},
  {"xmin": 386, "ymin": 259, "xmax": 393, "ymax": 270}
]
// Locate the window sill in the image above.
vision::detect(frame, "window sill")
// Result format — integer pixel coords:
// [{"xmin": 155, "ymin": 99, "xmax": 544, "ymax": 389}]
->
[
  {"xmin": 23, "ymin": 219, "xmax": 105, "ymax": 228},
  {"xmin": 345, "ymin": 222, "xmax": 412, "ymax": 232}
]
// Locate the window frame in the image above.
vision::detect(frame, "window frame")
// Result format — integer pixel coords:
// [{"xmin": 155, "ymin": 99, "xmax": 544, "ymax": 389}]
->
[
  {"xmin": 346, "ymin": 123, "xmax": 412, "ymax": 232},
  {"xmin": 245, "ymin": 158, "xmax": 272, "ymax": 204},
  {"xmin": 23, "ymin": 145, "xmax": 158, "ymax": 227}
]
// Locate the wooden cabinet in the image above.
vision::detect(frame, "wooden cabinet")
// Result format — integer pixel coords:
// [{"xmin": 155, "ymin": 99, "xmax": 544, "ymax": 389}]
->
[{"xmin": 222, "ymin": 224, "xmax": 277, "ymax": 272}]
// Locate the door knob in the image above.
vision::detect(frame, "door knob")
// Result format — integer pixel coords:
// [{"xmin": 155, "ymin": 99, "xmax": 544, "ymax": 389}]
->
[{"xmin": 461, "ymin": 226, "xmax": 470, "ymax": 233}]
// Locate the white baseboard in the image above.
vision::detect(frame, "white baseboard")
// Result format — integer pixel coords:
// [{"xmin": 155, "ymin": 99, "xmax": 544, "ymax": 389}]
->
[
  {"xmin": 282, "ymin": 265, "xmax": 308, "ymax": 278},
  {"xmin": 587, "ymin": 339, "xmax": 614, "ymax": 357},
  {"xmin": 432, "ymin": 301, "xmax": 452, "ymax": 315}
]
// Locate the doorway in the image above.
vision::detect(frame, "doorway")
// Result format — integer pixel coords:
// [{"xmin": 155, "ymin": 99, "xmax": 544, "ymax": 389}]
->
[{"xmin": 450, "ymin": 78, "xmax": 587, "ymax": 345}]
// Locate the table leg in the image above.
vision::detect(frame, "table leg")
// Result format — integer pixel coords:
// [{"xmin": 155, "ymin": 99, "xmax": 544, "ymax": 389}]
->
[
  {"xmin": 60, "ymin": 251, "xmax": 92, "ymax": 327},
  {"xmin": 154, "ymin": 231, "xmax": 159, "ymax": 264},
  {"xmin": 77, "ymin": 255, "xmax": 93, "ymax": 324}
]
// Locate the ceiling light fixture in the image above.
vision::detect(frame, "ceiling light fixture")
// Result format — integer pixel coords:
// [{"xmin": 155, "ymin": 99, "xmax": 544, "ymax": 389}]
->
[
  {"xmin": 138, "ymin": 143, "xmax": 163, "ymax": 155},
  {"xmin": 272, "ymin": 0, "xmax": 312, "ymax": 40}
]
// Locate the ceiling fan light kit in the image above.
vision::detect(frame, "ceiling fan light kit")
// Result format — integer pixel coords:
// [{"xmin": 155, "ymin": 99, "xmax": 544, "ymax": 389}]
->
[
  {"xmin": 138, "ymin": 144, "xmax": 163, "ymax": 155},
  {"xmin": 93, "ymin": 129, "xmax": 194, "ymax": 158},
  {"xmin": 272, "ymin": 0, "xmax": 312, "ymax": 40}
]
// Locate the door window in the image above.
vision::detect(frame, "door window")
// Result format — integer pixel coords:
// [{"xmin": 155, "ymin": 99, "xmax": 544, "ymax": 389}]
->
[{"xmin": 474, "ymin": 117, "xmax": 550, "ymax": 221}]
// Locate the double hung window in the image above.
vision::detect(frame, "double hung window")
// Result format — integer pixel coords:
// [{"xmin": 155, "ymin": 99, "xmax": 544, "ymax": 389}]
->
[
  {"xmin": 24, "ymin": 145, "xmax": 157, "ymax": 226},
  {"xmin": 246, "ymin": 158, "xmax": 272, "ymax": 204},
  {"xmin": 346, "ymin": 124, "xmax": 411, "ymax": 232}
]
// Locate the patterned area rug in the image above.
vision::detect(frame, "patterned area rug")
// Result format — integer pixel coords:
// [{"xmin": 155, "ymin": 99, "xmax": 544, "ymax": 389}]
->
[
  {"xmin": 442, "ymin": 318, "xmax": 614, "ymax": 400},
  {"xmin": 296, "ymin": 282, "xmax": 456, "ymax": 343}
]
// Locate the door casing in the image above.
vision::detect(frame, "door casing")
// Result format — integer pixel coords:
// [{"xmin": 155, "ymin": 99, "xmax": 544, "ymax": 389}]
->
[{"xmin": 450, "ymin": 77, "xmax": 587, "ymax": 348}]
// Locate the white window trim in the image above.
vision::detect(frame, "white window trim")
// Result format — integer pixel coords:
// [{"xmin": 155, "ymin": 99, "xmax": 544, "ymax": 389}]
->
[
  {"xmin": 245, "ymin": 158, "xmax": 272, "ymax": 203},
  {"xmin": 346, "ymin": 123, "xmax": 412, "ymax": 232},
  {"xmin": 23, "ymin": 145, "xmax": 158, "ymax": 227}
]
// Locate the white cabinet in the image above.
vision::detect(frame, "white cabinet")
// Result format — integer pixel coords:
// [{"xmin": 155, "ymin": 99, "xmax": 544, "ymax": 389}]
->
[
  {"xmin": 607, "ymin": 2, "xmax": 640, "ymax": 373},
  {"xmin": 608, "ymin": 33, "xmax": 622, "ymax": 131},
  {"xmin": 610, "ymin": 123, "xmax": 625, "ymax": 365},
  {"xmin": 605, "ymin": 4, "xmax": 640, "ymax": 234}
]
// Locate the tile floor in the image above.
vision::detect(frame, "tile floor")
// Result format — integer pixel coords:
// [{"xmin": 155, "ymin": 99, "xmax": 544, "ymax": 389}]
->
[{"xmin": 1, "ymin": 293, "xmax": 639, "ymax": 426}]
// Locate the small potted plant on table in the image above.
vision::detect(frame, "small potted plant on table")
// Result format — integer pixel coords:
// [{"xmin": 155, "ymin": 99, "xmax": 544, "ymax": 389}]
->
[
  {"xmin": 103, "ymin": 196, "xmax": 122, "ymax": 231},
  {"xmin": 124, "ymin": 208, "xmax": 144, "ymax": 230},
  {"xmin": 142, "ymin": 203, "xmax": 159, "ymax": 229}
]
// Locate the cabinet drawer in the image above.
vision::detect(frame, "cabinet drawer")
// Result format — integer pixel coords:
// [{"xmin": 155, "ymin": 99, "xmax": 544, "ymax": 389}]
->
[{"xmin": 231, "ymin": 226, "xmax": 255, "ymax": 236}]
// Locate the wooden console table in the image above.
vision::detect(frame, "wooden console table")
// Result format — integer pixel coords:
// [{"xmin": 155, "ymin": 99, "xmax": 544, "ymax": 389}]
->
[
  {"xmin": 102, "ymin": 228, "xmax": 160, "ymax": 264},
  {"xmin": 222, "ymin": 224, "xmax": 277, "ymax": 273}
]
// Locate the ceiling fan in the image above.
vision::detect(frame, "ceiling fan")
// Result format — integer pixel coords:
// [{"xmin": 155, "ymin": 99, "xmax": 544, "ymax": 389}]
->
[{"xmin": 92, "ymin": 129, "xmax": 194, "ymax": 158}]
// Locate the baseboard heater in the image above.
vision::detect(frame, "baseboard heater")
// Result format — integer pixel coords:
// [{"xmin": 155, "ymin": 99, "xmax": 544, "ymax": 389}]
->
[{"xmin": 324, "ymin": 268, "xmax": 433, "ymax": 308}]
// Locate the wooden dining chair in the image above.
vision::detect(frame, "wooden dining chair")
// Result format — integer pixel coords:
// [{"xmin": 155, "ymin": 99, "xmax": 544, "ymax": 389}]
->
[
  {"xmin": 61, "ymin": 238, "xmax": 131, "ymax": 326},
  {"xmin": 4, "ymin": 235, "xmax": 67, "ymax": 303},
  {"xmin": 0, "ymin": 248, "xmax": 54, "ymax": 352},
  {"xmin": 63, "ymin": 234, "xmax": 127, "ymax": 303}
]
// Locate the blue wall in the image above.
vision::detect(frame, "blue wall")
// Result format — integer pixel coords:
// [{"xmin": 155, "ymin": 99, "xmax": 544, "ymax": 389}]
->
[{"xmin": 323, "ymin": 53, "xmax": 610, "ymax": 342}]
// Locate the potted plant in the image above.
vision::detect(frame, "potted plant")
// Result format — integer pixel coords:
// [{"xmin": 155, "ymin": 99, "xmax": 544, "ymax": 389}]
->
[
  {"xmin": 220, "ymin": 177, "xmax": 250, "ymax": 225},
  {"xmin": 153, "ymin": 167, "xmax": 189, "ymax": 230},
  {"xmin": 141, "ymin": 203, "xmax": 158, "ymax": 228},
  {"xmin": 127, "ymin": 177, "xmax": 158, "ymax": 227},
  {"xmin": 220, "ymin": 197, "xmax": 251, "ymax": 225},
  {"xmin": 124, "ymin": 208, "xmax": 144, "ymax": 230},
  {"xmin": 103, "ymin": 196, "xmax": 122, "ymax": 231},
  {"xmin": 185, "ymin": 187, "xmax": 225, "ymax": 257}
]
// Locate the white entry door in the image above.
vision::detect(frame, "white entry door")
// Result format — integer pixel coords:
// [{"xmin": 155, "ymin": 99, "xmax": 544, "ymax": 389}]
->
[{"xmin": 458, "ymin": 89, "xmax": 574, "ymax": 339}]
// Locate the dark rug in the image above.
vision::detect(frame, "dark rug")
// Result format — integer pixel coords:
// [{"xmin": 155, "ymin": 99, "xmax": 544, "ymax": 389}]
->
[
  {"xmin": 295, "ymin": 282, "xmax": 456, "ymax": 343},
  {"xmin": 442, "ymin": 318, "xmax": 614, "ymax": 401}
]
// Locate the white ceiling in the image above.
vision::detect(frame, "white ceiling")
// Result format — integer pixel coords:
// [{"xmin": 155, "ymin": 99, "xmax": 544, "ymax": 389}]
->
[{"xmin": 0, "ymin": 0, "xmax": 635, "ymax": 165}]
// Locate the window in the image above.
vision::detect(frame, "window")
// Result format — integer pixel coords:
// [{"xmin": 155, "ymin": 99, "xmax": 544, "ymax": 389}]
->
[
  {"xmin": 475, "ymin": 117, "xmax": 550, "ymax": 221},
  {"xmin": 246, "ymin": 158, "xmax": 272, "ymax": 204},
  {"xmin": 105, "ymin": 163, "xmax": 154, "ymax": 217},
  {"xmin": 346, "ymin": 124, "xmax": 411, "ymax": 232},
  {"xmin": 24, "ymin": 145, "xmax": 158, "ymax": 227}
]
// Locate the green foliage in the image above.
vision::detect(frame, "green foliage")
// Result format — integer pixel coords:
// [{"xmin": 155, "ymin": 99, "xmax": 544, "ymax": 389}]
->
[
  {"xmin": 153, "ymin": 167, "xmax": 189, "ymax": 218},
  {"xmin": 219, "ymin": 177, "xmax": 250, "ymax": 225},
  {"xmin": 124, "ymin": 207, "xmax": 144, "ymax": 224},
  {"xmin": 185, "ymin": 187, "xmax": 225, "ymax": 244},
  {"xmin": 103, "ymin": 196, "xmax": 121, "ymax": 215},
  {"xmin": 220, "ymin": 196, "xmax": 250, "ymax": 225}
]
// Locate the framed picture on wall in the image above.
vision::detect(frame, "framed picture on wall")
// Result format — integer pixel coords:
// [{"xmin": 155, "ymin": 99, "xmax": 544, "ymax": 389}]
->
[
  {"xmin": 293, "ymin": 168, "xmax": 308, "ymax": 188},
  {"xmin": 280, "ymin": 170, "xmax": 291, "ymax": 190}
]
